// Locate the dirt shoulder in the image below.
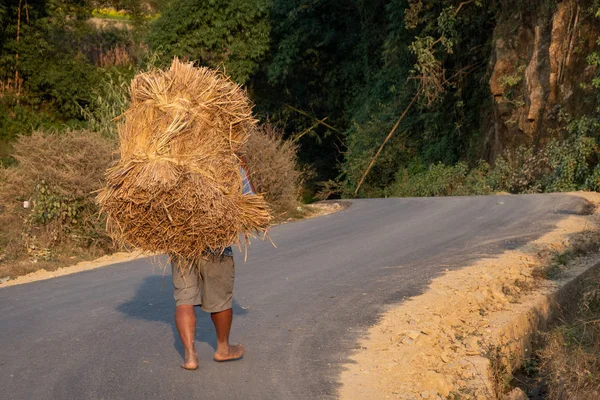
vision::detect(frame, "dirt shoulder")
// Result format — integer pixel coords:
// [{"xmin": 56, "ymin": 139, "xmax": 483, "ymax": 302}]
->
[
  {"xmin": 0, "ymin": 251, "xmax": 148, "ymax": 288},
  {"xmin": 0, "ymin": 201, "xmax": 344, "ymax": 288},
  {"xmin": 339, "ymin": 192, "xmax": 600, "ymax": 400}
]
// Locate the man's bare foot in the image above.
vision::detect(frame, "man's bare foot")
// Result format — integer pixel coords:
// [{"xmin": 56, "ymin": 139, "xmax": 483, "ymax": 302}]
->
[
  {"xmin": 180, "ymin": 349, "xmax": 199, "ymax": 370},
  {"xmin": 214, "ymin": 344, "xmax": 245, "ymax": 362}
]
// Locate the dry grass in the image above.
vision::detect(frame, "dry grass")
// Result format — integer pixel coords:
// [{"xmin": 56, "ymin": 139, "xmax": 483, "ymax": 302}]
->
[
  {"xmin": 2, "ymin": 130, "xmax": 114, "ymax": 198},
  {"xmin": 243, "ymin": 123, "xmax": 303, "ymax": 218},
  {"xmin": 533, "ymin": 228, "xmax": 600, "ymax": 280},
  {"xmin": 0, "ymin": 129, "xmax": 115, "ymax": 278},
  {"xmin": 513, "ymin": 221, "xmax": 600, "ymax": 399},
  {"xmin": 97, "ymin": 58, "xmax": 271, "ymax": 264},
  {"xmin": 537, "ymin": 273, "xmax": 600, "ymax": 399},
  {"xmin": 96, "ymin": 44, "xmax": 133, "ymax": 68}
]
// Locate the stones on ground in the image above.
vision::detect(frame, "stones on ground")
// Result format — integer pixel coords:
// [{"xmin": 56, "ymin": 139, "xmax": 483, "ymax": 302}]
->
[
  {"xmin": 407, "ymin": 330, "xmax": 421, "ymax": 340},
  {"xmin": 0, "ymin": 276, "xmax": 10, "ymax": 284},
  {"xmin": 423, "ymin": 371, "xmax": 454, "ymax": 397},
  {"xmin": 473, "ymin": 291, "xmax": 486, "ymax": 303},
  {"xmin": 399, "ymin": 395, "xmax": 417, "ymax": 400},
  {"xmin": 466, "ymin": 337, "xmax": 480, "ymax": 350}
]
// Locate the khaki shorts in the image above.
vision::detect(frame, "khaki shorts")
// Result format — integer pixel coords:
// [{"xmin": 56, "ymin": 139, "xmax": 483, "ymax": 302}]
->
[{"xmin": 171, "ymin": 255, "xmax": 235, "ymax": 313}]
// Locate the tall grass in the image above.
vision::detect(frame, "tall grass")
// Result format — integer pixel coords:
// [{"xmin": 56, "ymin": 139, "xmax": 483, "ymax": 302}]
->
[{"xmin": 537, "ymin": 271, "xmax": 600, "ymax": 399}]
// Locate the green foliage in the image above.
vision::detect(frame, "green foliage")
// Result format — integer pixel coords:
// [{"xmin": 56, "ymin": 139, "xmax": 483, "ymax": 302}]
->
[
  {"xmin": 498, "ymin": 65, "xmax": 526, "ymax": 107},
  {"xmin": 587, "ymin": 9, "xmax": 600, "ymax": 102},
  {"xmin": 30, "ymin": 181, "xmax": 83, "ymax": 225},
  {"xmin": 0, "ymin": 1, "xmax": 99, "ymax": 142},
  {"xmin": 93, "ymin": 8, "xmax": 132, "ymax": 20},
  {"xmin": 385, "ymin": 134, "xmax": 600, "ymax": 199},
  {"xmin": 335, "ymin": 0, "xmax": 600, "ymax": 198},
  {"xmin": 1, "ymin": 0, "xmax": 599, "ymax": 204},
  {"xmin": 92, "ymin": 6, "xmax": 157, "ymax": 21},
  {"xmin": 20, "ymin": 53, "xmax": 100, "ymax": 120},
  {"xmin": 254, "ymin": 0, "xmax": 390, "ymax": 185},
  {"xmin": 385, "ymin": 160, "xmax": 493, "ymax": 197},
  {"xmin": 0, "ymin": 0, "xmax": 151, "ymax": 158},
  {"xmin": 81, "ymin": 66, "xmax": 134, "ymax": 139},
  {"xmin": 338, "ymin": 0, "xmax": 496, "ymax": 195},
  {"xmin": 148, "ymin": 0, "xmax": 270, "ymax": 84}
]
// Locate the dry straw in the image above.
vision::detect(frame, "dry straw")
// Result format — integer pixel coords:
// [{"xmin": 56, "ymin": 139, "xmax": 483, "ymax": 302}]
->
[{"xmin": 96, "ymin": 58, "xmax": 271, "ymax": 264}]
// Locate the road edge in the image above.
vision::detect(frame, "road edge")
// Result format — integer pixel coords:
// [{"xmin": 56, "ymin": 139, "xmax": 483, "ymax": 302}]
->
[
  {"xmin": 338, "ymin": 192, "xmax": 600, "ymax": 399},
  {"xmin": 0, "ymin": 200, "xmax": 349, "ymax": 288}
]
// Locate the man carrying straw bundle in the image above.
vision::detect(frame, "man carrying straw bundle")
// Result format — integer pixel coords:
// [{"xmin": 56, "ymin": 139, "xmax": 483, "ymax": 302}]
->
[
  {"xmin": 171, "ymin": 164, "xmax": 255, "ymax": 370},
  {"xmin": 97, "ymin": 59, "xmax": 272, "ymax": 370}
]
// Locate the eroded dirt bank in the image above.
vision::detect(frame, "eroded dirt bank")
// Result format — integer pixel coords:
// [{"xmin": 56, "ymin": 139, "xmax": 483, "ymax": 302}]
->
[{"xmin": 340, "ymin": 192, "xmax": 600, "ymax": 400}]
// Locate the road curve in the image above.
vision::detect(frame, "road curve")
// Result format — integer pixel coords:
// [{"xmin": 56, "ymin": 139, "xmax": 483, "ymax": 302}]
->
[{"xmin": 0, "ymin": 194, "xmax": 591, "ymax": 400}]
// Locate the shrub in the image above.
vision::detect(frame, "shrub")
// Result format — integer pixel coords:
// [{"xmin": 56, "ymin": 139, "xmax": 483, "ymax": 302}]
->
[
  {"xmin": 384, "ymin": 135, "xmax": 600, "ymax": 198},
  {"xmin": 387, "ymin": 162, "xmax": 468, "ymax": 197},
  {"xmin": 487, "ymin": 144, "xmax": 548, "ymax": 193},
  {"xmin": 385, "ymin": 161, "xmax": 493, "ymax": 198},
  {"xmin": 487, "ymin": 136, "xmax": 599, "ymax": 194},
  {"xmin": 243, "ymin": 123, "xmax": 303, "ymax": 217},
  {"xmin": 0, "ymin": 129, "xmax": 116, "ymax": 276},
  {"xmin": 543, "ymin": 136, "xmax": 598, "ymax": 192}
]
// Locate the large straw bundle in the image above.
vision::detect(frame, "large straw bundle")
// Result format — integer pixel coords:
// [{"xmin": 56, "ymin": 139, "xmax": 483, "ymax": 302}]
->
[{"xmin": 96, "ymin": 58, "xmax": 271, "ymax": 262}]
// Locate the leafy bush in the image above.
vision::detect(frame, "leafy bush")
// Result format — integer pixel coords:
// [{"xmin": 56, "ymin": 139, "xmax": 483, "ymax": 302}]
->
[
  {"xmin": 0, "ymin": 129, "xmax": 116, "ymax": 276},
  {"xmin": 385, "ymin": 161, "xmax": 493, "ymax": 198},
  {"xmin": 487, "ymin": 136, "xmax": 600, "ymax": 194},
  {"xmin": 384, "ymin": 134, "xmax": 600, "ymax": 198},
  {"xmin": 386, "ymin": 162, "xmax": 468, "ymax": 197},
  {"xmin": 243, "ymin": 123, "xmax": 303, "ymax": 217}
]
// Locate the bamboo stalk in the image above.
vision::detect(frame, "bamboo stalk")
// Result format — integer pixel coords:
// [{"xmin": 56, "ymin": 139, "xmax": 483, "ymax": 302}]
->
[
  {"xmin": 292, "ymin": 117, "xmax": 327, "ymax": 143},
  {"xmin": 354, "ymin": 92, "xmax": 420, "ymax": 196},
  {"xmin": 15, "ymin": 0, "xmax": 22, "ymax": 102},
  {"xmin": 285, "ymin": 104, "xmax": 342, "ymax": 133}
]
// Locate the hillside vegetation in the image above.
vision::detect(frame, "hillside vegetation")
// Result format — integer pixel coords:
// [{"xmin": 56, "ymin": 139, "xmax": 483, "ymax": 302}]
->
[
  {"xmin": 0, "ymin": 0, "xmax": 599, "ymax": 275},
  {"xmin": 1, "ymin": 1, "xmax": 599, "ymax": 194}
]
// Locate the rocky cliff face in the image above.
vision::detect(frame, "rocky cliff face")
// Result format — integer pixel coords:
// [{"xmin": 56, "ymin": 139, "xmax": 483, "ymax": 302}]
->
[{"xmin": 485, "ymin": 0, "xmax": 599, "ymax": 160}]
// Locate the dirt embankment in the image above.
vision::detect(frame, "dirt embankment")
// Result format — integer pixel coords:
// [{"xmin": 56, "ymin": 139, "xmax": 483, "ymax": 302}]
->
[{"xmin": 340, "ymin": 192, "xmax": 600, "ymax": 400}]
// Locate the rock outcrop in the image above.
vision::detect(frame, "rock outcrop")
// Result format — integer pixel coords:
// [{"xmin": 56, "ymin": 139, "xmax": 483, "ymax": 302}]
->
[{"xmin": 485, "ymin": 0, "xmax": 599, "ymax": 161}]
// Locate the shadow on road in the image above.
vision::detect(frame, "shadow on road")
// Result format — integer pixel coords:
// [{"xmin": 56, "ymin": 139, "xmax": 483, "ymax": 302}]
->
[{"xmin": 117, "ymin": 274, "xmax": 248, "ymax": 359}]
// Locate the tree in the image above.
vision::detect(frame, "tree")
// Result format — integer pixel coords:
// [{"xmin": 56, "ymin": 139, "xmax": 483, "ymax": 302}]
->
[
  {"xmin": 0, "ymin": 1, "xmax": 105, "ymax": 144},
  {"xmin": 148, "ymin": 0, "xmax": 270, "ymax": 84}
]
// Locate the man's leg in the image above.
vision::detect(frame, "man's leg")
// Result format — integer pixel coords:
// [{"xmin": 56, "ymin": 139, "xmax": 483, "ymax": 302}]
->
[
  {"xmin": 175, "ymin": 305, "xmax": 199, "ymax": 370},
  {"xmin": 172, "ymin": 256, "xmax": 202, "ymax": 370},
  {"xmin": 211, "ymin": 308, "xmax": 245, "ymax": 361},
  {"xmin": 201, "ymin": 255, "xmax": 245, "ymax": 362}
]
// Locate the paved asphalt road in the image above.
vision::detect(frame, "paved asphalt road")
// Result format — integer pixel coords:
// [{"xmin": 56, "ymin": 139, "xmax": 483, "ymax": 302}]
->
[{"xmin": 0, "ymin": 194, "xmax": 592, "ymax": 400}]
